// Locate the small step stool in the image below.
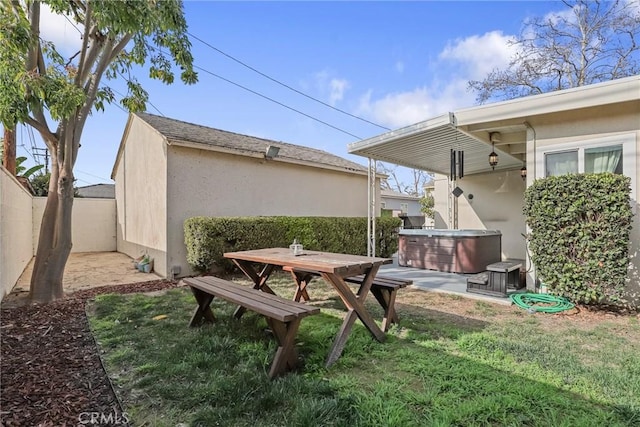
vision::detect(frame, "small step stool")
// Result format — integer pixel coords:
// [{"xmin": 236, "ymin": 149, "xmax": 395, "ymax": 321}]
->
[
  {"xmin": 466, "ymin": 271, "xmax": 506, "ymax": 297},
  {"xmin": 466, "ymin": 261, "xmax": 522, "ymax": 298},
  {"xmin": 488, "ymin": 261, "xmax": 522, "ymax": 291}
]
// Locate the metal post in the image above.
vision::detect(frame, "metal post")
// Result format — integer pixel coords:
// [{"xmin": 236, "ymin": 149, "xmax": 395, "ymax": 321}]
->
[{"xmin": 367, "ymin": 158, "xmax": 376, "ymax": 257}]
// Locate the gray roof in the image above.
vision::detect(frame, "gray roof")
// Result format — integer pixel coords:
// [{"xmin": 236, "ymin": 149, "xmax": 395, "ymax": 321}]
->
[
  {"xmin": 77, "ymin": 183, "xmax": 115, "ymax": 199},
  {"xmin": 381, "ymin": 189, "xmax": 421, "ymax": 200},
  {"xmin": 136, "ymin": 113, "xmax": 367, "ymax": 174}
]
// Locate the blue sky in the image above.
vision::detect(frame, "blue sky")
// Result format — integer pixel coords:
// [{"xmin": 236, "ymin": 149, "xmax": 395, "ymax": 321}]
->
[{"xmin": 16, "ymin": 0, "xmax": 564, "ymax": 187}]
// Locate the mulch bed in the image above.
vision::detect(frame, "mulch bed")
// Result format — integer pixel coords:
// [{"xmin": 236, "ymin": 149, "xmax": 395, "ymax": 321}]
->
[{"xmin": 1, "ymin": 280, "xmax": 180, "ymax": 427}]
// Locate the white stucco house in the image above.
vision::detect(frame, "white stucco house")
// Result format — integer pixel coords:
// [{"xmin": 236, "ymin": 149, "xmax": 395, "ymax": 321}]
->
[
  {"xmin": 380, "ymin": 189, "xmax": 421, "ymax": 216},
  {"xmin": 380, "ymin": 189, "xmax": 428, "ymax": 229},
  {"xmin": 348, "ymin": 75, "xmax": 640, "ymax": 293},
  {"xmin": 111, "ymin": 113, "xmax": 383, "ymax": 279}
]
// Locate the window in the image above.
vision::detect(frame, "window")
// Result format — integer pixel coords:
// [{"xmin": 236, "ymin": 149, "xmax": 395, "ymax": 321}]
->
[
  {"xmin": 545, "ymin": 150, "xmax": 578, "ymax": 177},
  {"xmin": 381, "ymin": 202, "xmax": 386, "ymax": 209},
  {"xmin": 400, "ymin": 203, "xmax": 408, "ymax": 213},
  {"xmin": 536, "ymin": 134, "xmax": 636, "ymax": 194},
  {"xmin": 585, "ymin": 145, "xmax": 622, "ymax": 174}
]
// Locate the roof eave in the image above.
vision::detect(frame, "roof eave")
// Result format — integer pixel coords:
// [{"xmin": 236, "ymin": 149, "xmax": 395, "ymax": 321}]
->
[{"xmin": 168, "ymin": 139, "xmax": 376, "ymax": 177}]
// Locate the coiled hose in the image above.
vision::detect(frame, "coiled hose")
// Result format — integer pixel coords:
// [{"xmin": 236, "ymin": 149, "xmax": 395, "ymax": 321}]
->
[{"xmin": 510, "ymin": 293, "xmax": 575, "ymax": 313}]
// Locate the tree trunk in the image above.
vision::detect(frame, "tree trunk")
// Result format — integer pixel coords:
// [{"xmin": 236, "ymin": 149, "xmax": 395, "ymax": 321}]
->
[
  {"xmin": 3, "ymin": 127, "xmax": 16, "ymax": 175},
  {"xmin": 29, "ymin": 148, "xmax": 74, "ymax": 303}
]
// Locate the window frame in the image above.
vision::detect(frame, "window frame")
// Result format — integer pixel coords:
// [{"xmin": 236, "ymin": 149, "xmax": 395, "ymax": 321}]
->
[{"xmin": 535, "ymin": 133, "xmax": 636, "ymax": 194}]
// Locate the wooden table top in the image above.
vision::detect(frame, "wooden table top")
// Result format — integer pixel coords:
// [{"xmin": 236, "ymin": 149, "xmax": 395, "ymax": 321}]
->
[{"xmin": 223, "ymin": 248, "xmax": 392, "ymax": 275}]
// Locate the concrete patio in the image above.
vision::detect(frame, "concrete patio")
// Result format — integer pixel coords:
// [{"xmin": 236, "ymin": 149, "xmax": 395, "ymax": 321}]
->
[{"xmin": 380, "ymin": 255, "xmax": 517, "ymax": 306}]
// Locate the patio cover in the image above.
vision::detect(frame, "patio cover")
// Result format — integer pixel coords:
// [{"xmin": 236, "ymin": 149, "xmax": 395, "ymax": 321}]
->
[
  {"xmin": 348, "ymin": 112, "xmax": 523, "ymax": 176},
  {"xmin": 349, "ymin": 112, "xmax": 524, "ymax": 256}
]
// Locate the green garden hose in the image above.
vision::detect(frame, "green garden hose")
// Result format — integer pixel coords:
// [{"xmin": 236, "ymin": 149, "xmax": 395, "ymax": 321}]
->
[{"xmin": 510, "ymin": 293, "xmax": 575, "ymax": 313}]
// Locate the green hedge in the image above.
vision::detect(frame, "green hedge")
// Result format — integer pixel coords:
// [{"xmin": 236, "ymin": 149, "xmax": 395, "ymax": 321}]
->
[
  {"xmin": 523, "ymin": 173, "xmax": 633, "ymax": 307},
  {"xmin": 184, "ymin": 216, "xmax": 402, "ymax": 273}
]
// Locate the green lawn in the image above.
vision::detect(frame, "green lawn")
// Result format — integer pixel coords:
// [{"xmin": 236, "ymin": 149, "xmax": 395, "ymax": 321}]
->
[{"xmin": 87, "ymin": 272, "xmax": 640, "ymax": 427}]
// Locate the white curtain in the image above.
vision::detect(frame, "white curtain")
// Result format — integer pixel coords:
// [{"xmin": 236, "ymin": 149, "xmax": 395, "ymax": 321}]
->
[
  {"xmin": 585, "ymin": 146, "xmax": 622, "ymax": 173},
  {"xmin": 546, "ymin": 151, "xmax": 578, "ymax": 177}
]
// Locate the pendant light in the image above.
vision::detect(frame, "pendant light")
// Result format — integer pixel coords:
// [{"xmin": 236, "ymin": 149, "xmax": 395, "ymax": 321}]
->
[
  {"xmin": 488, "ymin": 143, "xmax": 498, "ymax": 170},
  {"xmin": 488, "ymin": 132, "xmax": 499, "ymax": 170}
]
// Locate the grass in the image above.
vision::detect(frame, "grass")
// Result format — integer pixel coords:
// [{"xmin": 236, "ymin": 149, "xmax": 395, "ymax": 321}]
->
[{"xmin": 87, "ymin": 272, "xmax": 640, "ymax": 426}]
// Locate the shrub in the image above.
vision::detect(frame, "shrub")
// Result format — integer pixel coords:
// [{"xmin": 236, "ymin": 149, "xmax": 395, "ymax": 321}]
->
[
  {"xmin": 184, "ymin": 216, "xmax": 402, "ymax": 273},
  {"xmin": 523, "ymin": 173, "xmax": 633, "ymax": 306}
]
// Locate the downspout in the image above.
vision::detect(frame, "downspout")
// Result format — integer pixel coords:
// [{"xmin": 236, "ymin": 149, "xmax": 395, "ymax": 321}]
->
[{"xmin": 524, "ymin": 121, "xmax": 537, "ymax": 291}]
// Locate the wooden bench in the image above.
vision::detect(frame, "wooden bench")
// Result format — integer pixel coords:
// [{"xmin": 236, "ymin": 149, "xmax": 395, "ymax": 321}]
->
[
  {"xmin": 283, "ymin": 267, "xmax": 411, "ymax": 332},
  {"xmin": 181, "ymin": 276, "xmax": 320, "ymax": 378}
]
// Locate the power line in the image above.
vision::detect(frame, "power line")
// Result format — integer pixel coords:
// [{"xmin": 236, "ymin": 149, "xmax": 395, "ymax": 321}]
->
[
  {"xmin": 62, "ymin": 13, "xmax": 367, "ymax": 139},
  {"xmin": 60, "ymin": 14, "xmax": 366, "ymax": 140},
  {"xmin": 188, "ymin": 31, "xmax": 391, "ymax": 132},
  {"xmin": 75, "ymin": 169, "xmax": 111, "ymax": 182},
  {"xmin": 193, "ymin": 63, "xmax": 362, "ymax": 140}
]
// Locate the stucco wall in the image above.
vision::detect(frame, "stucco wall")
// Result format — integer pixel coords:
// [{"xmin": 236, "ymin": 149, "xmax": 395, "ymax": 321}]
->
[
  {"xmin": 0, "ymin": 168, "xmax": 33, "ymax": 301},
  {"xmin": 165, "ymin": 145, "xmax": 377, "ymax": 278},
  {"xmin": 32, "ymin": 197, "xmax": 116, "ymax": 254},
  {"xmin": 115, "ymin": 117, "xmax": 168, "ymax": 276},
  {"xmin": 433, "ymin": 171, "xmax": 526, "ymax": 261},
  {"xmin": 433, "ymin": 174, "xmax": 449, "ymax": 229},
  {"xmin": 381, "ymin": 196, "xmax": 422, "ymax": 216}
]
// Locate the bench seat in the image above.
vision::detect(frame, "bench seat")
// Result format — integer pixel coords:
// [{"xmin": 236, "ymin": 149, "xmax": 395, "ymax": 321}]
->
[
  {"xmin": 181, "ymin": 276, "xmax": 319, "ymax": 378},
  {"xmin": 282, "ymin": 267, "xmax": 411, "ymax": 332}
]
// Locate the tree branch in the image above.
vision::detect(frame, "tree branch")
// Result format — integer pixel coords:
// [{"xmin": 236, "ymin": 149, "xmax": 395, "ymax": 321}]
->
[
  {"xmin": 109, "ymin": 34, "xmax": 133, "ymax": 63},
  {"xmin": 74, "ymin": 1, "xmax": 92, "ymax": 87},
  {"xmin": 72, "ymin": 36, "xmax": 122, "ymax": 164},
  {"xmin": 25, "ymin": 116, "xmax": 56, "ymax": 149},
  {"xmin": 26, "ymin": 1, "xmax": 39, "ymax": 72},
  {"xmin": 77, "ymin": 24, "xmax": 101, "ymax": 87}
]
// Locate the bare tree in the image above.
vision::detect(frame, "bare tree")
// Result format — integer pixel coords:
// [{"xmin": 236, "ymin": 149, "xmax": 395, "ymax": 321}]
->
[
  {"xmin": 469, "ymin": 0, "xmax": 640, "ymax": 103},
  {"xmin": 377, "ymin": 161, "xmax": 432, "ymax": 196},
  {"xmin": 0, "ymin": 1, "xmax": 197, "ymax": 302}
]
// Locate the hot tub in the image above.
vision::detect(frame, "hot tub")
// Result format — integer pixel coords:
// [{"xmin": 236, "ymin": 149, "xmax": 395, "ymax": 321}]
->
[{"xmin": 398, "ymin": 229, "xmax": 501, "ymax": 274}]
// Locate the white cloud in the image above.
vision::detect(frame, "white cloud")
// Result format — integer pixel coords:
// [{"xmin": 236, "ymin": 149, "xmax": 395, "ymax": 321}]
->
[
  {"xmin": 357, "ymin": 31, "xmax": 516, "ymax": 128},
  {"xmin": 39, "ymin": 4, "xmax": 83, "ymax": 57},
  {"xmin": 329, "ymin": 78, "xmax": 349, "ymax": 105},
  {"xmin": 313, "ymin": 70, "xmax": 351, "ymax": 106},
  {"xmin": 357, "ymin": 88, "xmax": 439, "ymax": 128},
  {"xmin": 439, "ymin": 30, "xmax": 516, "ymax": 80}
]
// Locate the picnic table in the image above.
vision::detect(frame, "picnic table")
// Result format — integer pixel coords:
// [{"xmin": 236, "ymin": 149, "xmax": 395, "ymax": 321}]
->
[{"xmin": 223, "ymin": 247, "xmax": 393, "ymax": 366}]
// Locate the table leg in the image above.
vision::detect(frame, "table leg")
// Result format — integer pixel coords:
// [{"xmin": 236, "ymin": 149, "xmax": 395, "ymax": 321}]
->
[
  {"xmin": 370, "ymin": 287, "xmax": 398, "ymax": 332},
  {"xmin": 322, "ymin": 267, "xmax": 386, "ymax": 367},
  {"xmin": 232, "ymin": 260, "xmax": 276, "ymax": 293},
  {"xmin": 232, "ymin": 260, "xmax": 276, "ymax": 318},
  {"xmin": 289, "ymin": 271, "xmax": 313, "ymax": 302}
]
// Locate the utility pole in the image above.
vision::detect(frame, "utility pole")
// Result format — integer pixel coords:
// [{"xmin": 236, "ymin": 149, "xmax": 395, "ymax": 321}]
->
[
  {"xmin": 33, "ymin": 147, "xmax": 50, "ymax": 173},
  {"xmin": 3, "ymin": 127, "xmax": 16, "ymax": 175}
]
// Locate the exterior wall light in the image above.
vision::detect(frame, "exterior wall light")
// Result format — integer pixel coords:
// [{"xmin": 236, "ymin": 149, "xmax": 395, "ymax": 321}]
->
[
  {"xmin": 488, "ymin": 132, "xmax": 500, "ymax": 170},
  {"xmin": 488, "ymin": 142, "xmax": 499, "ymax": 170},
  {"xmin": 265, "ymin": 145, "xmax": 280, "ymax": 160},
  {"xmin": 520, "ymin": 165, "xmax": 527, "ymax": 180}
]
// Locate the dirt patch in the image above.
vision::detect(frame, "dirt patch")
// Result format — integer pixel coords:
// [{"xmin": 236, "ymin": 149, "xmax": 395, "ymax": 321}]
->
[{"xmin": 5, "ymin": 252, "xmax": 162, "ymax": 309}]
